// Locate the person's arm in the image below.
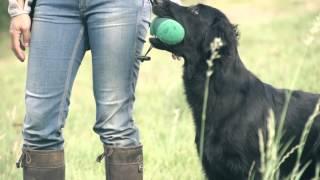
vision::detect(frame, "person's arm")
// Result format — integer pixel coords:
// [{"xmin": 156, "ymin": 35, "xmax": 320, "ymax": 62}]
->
[{"xmin": 8, "ymin": 0, "xmax": 32, "ymax": 62}]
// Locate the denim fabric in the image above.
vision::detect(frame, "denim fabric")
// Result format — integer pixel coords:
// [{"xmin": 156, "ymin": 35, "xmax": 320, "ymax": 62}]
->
[{"xmin": 23, "ymin": 0, "xmax": 151, "ymax": 150}]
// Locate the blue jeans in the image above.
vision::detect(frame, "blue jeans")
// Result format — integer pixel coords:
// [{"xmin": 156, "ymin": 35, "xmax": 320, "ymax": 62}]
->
[{"xmin": 23, "ymin": 0, "xmax": 151, "ymax": 150}]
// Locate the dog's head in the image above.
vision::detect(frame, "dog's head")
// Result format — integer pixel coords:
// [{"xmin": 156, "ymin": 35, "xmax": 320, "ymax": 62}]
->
[{"xmin": 150, "ymin": 0, "xmax": 239, "ymax": 76}]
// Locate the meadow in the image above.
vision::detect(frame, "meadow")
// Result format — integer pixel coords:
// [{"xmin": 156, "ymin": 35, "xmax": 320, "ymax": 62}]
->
[{"xmin": 0, "ymin": 0, "xmax": 319, "ymax": 179}]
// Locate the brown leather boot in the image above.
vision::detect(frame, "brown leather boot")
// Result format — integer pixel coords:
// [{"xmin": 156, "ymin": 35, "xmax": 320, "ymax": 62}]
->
[
  {"xmin": 16, "ymin": 149, "xmax": 65, "ymax": 180},
  {"xmin": 97, "ymin": 145, "xmax": 143, "ymax": 180}
]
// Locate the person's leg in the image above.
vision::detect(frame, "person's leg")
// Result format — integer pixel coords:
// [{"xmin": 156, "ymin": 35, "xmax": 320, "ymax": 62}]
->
[
  {"xmin": 88, "ymin": 0, "xmax": 146, "ymax": 147},
  {"xmin": 131, "ymin": 0, "xmax": 152, "ymax": 103},
  {"xmin": 17, "ymin": 0, "xmax": 87, "ymax": 179},
  {"xmin": 86, "ymin": 0, "xmax": 151, "ymax": 179}
]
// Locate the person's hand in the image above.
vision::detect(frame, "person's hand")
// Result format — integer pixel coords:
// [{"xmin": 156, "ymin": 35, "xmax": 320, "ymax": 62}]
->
[{"xmin": 9, "ymin": 14, "xmax": 31, "ymax": 62}]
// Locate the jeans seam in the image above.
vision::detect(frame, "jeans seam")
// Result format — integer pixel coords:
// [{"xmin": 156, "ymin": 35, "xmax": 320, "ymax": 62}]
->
[
  {"xmin": 56, "ymin": 27, "xmax": 85, "ymax": 137},
  {"xmin": 130, "ymin": 0, "xmax": 143, "ymax": 102},
  {"xmin": 121, "ymin": 0, "xmax": 143, "ymax": 147}
]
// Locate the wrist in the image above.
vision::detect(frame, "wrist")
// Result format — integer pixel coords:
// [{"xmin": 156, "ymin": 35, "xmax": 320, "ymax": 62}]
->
[
  {"xmin": 10, "ymin": 11, "xmax": 30, "ymax": 18},
  {"xmin": 8, "ymin": 0, "xmax": 32, "ymax": 18}
]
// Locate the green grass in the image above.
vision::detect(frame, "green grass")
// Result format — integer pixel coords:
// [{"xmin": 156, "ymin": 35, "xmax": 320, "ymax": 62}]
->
[
  {"xmin": 0, "ymin": 1, "xmax": 320, "ymax": 179},
  {"xmin": 0, "ymin": 0, "xmax": 9, "ymax": 32}
]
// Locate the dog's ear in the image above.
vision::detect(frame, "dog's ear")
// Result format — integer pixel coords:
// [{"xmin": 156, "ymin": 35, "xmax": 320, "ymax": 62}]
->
[{"xmin": 202, "ymin": 19, "xmax": 239, "ymax": 55}]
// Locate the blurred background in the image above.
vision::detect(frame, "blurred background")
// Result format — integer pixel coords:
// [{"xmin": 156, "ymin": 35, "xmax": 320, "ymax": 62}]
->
[
  {"xmin": 0, "ymin": 1, "xmax": 8, "ymax": 29},
  {"xmin": 0, "ymin": 0, "xmax": 320, "ymax": 179},
  {"xmin": 0, "ymin": 0, "xmax": 11, "ymax": 57}
]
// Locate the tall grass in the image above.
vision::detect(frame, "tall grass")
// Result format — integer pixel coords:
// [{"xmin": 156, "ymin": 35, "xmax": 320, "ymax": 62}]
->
[
  {"xmin": 199, "ymin": 12, "xmax": 320, "ymax": 180},
  {"xmin": 199, "ymin": 38, "xmax": 223, "ymax": 161},
  {"xmin": 257, "ymin": 12, "xmax": 320, "ymax": 180},
  {"xmin": 254, "ymin": 12, "xmax": 320, "ymax": 180},
  {"xmin": 257, "ymin": 100, "xmax": 320, "ymax": 180},
  {"xmin": 1, "ymin": 1, "xmax": 320, "ymax": 180}
]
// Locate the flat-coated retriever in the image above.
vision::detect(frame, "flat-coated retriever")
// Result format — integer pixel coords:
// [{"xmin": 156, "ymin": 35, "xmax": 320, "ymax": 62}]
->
[{"xmin": 150, "ymin": 0, "xmax": 320, "ymax": 179}]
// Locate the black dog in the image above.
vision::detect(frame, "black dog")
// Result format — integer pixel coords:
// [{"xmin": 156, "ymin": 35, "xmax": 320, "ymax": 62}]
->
[{"xmin": 150, "ymin": 0, "xmax": 320, "ymax": 179}]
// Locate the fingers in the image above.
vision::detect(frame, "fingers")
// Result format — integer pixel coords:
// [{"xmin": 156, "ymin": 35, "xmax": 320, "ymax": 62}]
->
[
  {"xmin": 10, "ymin": 28, "xmax": 25, "ymax": 62},
  {"xmin": 9, "ymin": 14, "xmax": 31, "ymax": 62},
  {"xmin": 21, "ymin": 27, "xmax": 31, "ymax": 48}
]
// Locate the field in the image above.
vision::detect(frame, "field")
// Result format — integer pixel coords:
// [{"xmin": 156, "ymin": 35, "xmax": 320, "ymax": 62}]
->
[{"xmin": 0, "ymin": 0, "xmax": 320, "ymax": 179}]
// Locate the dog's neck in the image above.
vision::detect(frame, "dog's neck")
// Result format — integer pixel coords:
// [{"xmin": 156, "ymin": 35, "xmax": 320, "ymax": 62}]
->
[
  {"xmin": 182, "ymin": 51, "xmax": 262, "ymax": 122},
  {"xmin": 212, "ymin": 54, "xmax": 255, "ymax": 94},
  {"xmin": 182, "ymin": 50, "xmax": 265, "ymax": 135},
  {"xmin": 183, "ymin": 50, "xmax": 256, "ymax": 94}
]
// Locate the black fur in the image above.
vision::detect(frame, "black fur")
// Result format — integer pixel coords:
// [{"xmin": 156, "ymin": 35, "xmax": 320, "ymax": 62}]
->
[
  {"xmin": 150, "ymin": 1, "xmax": 320, "ymax": 179},
  {"xmin": 29, "ymin": 0, "xmax": 36, "ymax": 19}
]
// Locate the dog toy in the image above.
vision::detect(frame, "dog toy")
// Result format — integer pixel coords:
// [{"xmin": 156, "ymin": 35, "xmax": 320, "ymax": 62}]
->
[{"xmin": 150, "ymin": 17, "xmax": 185, "ymax": 45}]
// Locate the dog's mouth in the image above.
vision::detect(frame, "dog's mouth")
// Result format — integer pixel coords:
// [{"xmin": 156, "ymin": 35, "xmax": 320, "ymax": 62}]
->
[
  {"xmin": 149, "ymin": 0, "xmax": 184, "ymax": 53},
  {"xmin": 149, "ymin": 15, "xmax": 182, "ymax": 50},
  {"xmin": 149, "ymin": 13, "xmax": 177, "ymax": 51},
  {"xmin": 149, "ymin": 3, "xmax": 172, "ymax": 48},
  {"xmin": 149, "ymin": 36, "xmax": 170, "ymax": 49}
]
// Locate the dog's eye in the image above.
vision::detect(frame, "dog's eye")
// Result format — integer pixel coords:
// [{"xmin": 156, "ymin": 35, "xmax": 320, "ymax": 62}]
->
[{"xmin": 189, "ymin": 6, "xmax": 199, "ymax": 15}]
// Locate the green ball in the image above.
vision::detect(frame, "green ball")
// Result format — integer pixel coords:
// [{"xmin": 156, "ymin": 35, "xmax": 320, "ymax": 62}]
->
[
  {"xmin": 150, "ymin": 17, "xmax": 167, "ymax": 36},
  {"xmin": 150, "ymin": 17, "xmax": 185, "ymax": 45}
]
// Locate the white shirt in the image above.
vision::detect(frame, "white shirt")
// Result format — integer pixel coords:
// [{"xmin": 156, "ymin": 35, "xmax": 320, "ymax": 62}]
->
[{"xmin": 8, "ymin": 0, "xmax": 32, "ymax": 17}]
